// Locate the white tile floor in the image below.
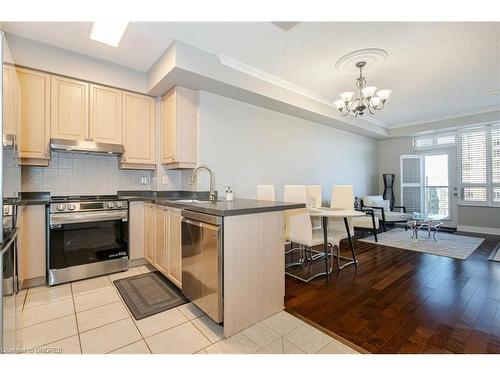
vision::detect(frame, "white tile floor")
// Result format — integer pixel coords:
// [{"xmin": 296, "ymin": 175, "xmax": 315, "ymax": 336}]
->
[{"xmin": 14, "ymin": 266, "xmax": 360, "ymax": 354}]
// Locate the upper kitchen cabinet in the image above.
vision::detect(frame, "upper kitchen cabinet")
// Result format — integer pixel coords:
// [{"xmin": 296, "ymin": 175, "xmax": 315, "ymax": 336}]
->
[
  {"xmin": 51, "ymin": 75, "xmax": 89, "ymax": 141},
  {"xmin": 16, "ymin": 67, "xmax": 51, "ymax": 166},
  {"xmin": 160, "ymin": 86, "xmax": 198, "ymax": 169},
  {"xmin": 2, "ymin": 64, "xmax": 17, "ymax": 142},
  {"xmin": 120, "ymin": 91, "xmax": 156, "ymax": 170},
  {"xmin": 90, "ymin": 84, "xmax": 122, "ymax": 144}
]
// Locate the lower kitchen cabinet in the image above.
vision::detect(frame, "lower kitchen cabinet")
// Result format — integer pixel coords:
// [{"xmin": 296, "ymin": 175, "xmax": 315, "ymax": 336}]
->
[
  {"xmin": 17, "ymin": 205, "xmax": 46, "ymax": 287},
  {"xmin": 155, "ymin": 205, "xmax": 168, "ymax": 274},
  {"xmin": 144, "ymin": 202, "xmax": 156, "ymax": 264},
  {"xmin": 166, "ymin": 208, "xmax": 182, "ymax": 287},
  {"xmin": 128, "ymin": 201, "xmax": 145, "ymax": 260},
  {"xmin": 141, "ymin": 204, "xmax": 182, "ymax": 288}
]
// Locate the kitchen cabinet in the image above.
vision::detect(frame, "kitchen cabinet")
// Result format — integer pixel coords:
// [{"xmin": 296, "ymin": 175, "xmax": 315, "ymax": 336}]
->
[
  {"xmin": 2, "ymin": 64, "xmax": 17, "ymax": 141},
  {"xmin": 166, "ymin": 207, "xmax": 182, "ymax": 287},
  {"xmin": 120, "ymin": 92, "xmax": 156, "ymax": 170},
  {"xmin": 17, "ymin": 205, "xmax": 46, "ymax": 287},
  {"xmin": 128, "ymin": 201, "xmax": 145, "ymax": 260},
  {"xmin": 155, "ymin": 205, "xmax": 168, "ymax": 274},
  {"xmin": 140, "ymin": 204, "xmax": 182, "ymax": 287},
  {"xmin": 90, "ymin": 84, "xmax": 122, "ymax": 144},
  {"xmin": 144, "ymin": 202, "xmax": 156, "ymax": 264},
  {"xmin": 160, "ymin": 86, "xmax": 198, "ymax": 169},
  {"xmin": 51, "ymin": 75, "xmax": 89, "ymax": 141},
  {"xmin": 16, "ymin": 67, "xmax": 51, "ymax": 166}
]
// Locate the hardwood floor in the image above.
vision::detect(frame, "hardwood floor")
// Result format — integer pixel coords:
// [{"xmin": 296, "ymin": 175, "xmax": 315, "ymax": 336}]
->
[{"xmin": 285, "ymin": 231, "xmax": 500, "ymax": 353}]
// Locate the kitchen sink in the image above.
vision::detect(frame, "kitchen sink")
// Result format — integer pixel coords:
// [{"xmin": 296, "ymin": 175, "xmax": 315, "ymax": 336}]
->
[{"xmin": 167, "ymin": 199, "xmax": 212, "ymax": 203}]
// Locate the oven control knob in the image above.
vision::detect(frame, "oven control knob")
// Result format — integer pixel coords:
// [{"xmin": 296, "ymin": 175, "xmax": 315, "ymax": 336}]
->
[
  {"xmin": 56, "ymin": 204, "xmax": 65, "ymax": 211},
  {"xmin": 116, "ymin": 202, "xmax": 123, "ymax": 208},
  {"xmin": 68, "ymin": 204, "xmax": 76, "ymax": 211},
  {"xmin": 107, "ymin": 202, "xmax": 115, "ymax": 208}
]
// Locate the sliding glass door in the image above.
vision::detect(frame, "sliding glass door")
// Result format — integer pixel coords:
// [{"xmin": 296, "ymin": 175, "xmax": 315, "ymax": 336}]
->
[{"xmin": 423, "ymin": 153, "xmax": 450, "ymax": 219}]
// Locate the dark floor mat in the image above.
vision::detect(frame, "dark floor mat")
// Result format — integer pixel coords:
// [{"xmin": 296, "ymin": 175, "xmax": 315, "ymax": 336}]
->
[{"xmin": 113, "ymin": 271, "xmax": 188, "ymax": 320}]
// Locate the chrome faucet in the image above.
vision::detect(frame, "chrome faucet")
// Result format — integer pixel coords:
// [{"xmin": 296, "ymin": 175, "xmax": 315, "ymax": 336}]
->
[{"xmin": 191, "ymin": 165, "xmax": 218, "ymax": 201}]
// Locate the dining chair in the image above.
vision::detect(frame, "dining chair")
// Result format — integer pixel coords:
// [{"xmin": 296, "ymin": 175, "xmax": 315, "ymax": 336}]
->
[
  {"xmin": 331, "ymin": 185, "xmax": 379, "ymax": 241},
  {"xmin": 326, "ymin": 185, "xmax": 365, "ymax": 269},
  {"xmin": 285, "ymin": 205, "xmax": 335, "ymax": 281},
  {"xmin": 306, "ymin": 185, "xmax": 322, "ymax": 230},
  {"xmin": 257, "ymin": 185, "xmax": 276, "ymax": 201},
  {"xmin": 283, "ymin": 185, "xmax": 310, "ymax": 264}
]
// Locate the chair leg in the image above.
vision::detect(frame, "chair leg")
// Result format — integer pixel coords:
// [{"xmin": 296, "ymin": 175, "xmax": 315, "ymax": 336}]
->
[
  {"xmin": 373, "ymin": 228, "xmax": 378, "ymax": 242},
  {"xmin": 382, "ymin": 221, "xmax": 387, "ymax": 232}
]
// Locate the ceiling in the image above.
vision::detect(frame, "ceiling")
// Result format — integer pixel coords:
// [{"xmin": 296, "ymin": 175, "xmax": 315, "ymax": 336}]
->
[{"xmin": 3, "ymin": 21, "xmax": 499, "ymax": 127}]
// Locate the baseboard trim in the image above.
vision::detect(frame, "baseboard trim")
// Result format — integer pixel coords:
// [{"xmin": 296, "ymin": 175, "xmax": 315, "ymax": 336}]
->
[
  {"xmin": 20, "ymin": 276, "xmax": 46, "ymax": 290},
  {"xmin": 457, "ymin": 225, "xmax": 500, "ymax": 235},
  {"xmin": 129, "ymin": 258, "xmax": 148, "ymax": 267}
]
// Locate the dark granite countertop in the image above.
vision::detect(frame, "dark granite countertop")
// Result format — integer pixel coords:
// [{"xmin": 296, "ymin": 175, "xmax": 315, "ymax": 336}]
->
[
  {"xmin": 14, "ymin": 191, "xmax": 305, "ymax": 216},
  {"xmin": 16, "ymin": 192, "xmax": 51, "ymax": 206},
  {"xmin": 154, "ymin": 198, "xmax": 304, "ymax": 216},
  {"xmin": 119, "ymin": 190, "xmax": 304, "ymax": 216}
]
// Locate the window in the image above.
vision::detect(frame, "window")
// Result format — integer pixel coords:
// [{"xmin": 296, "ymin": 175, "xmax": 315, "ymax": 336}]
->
[
  {"xmin": 414, "ymin": 137, "xmax": 433, "ymax": 150},
  {"xmin": 492, "ymin": 128, "xmax": 500, "ymax": 203},
  {"xmin": 459, "ymin": 125, "xmax": 500, "ymax": 205},
  {"xmin": 414, "ymin": 133, "xmax": 456, "ymax": 151}
]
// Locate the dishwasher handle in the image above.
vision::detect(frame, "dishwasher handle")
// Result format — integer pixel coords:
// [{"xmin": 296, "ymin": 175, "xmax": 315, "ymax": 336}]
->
[{"xmin": 182, "ymin": 217, "xmax": 221, "ymax": 231}]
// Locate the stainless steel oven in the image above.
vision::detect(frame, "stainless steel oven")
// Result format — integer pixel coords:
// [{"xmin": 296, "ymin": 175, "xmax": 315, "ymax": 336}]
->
[{"xmin": 48, "ymin": 197, "xmax": 129, "ymax": 285}]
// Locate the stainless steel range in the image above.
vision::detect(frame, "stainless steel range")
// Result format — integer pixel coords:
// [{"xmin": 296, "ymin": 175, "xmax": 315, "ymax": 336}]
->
[{"xmin": 48, "ymin": 195, "xmax": 129, "ymax": 285}]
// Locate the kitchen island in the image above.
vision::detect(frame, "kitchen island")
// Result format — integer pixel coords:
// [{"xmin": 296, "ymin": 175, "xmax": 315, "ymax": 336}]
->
[{"xmin": 119, "ymin": 191, "xmax": 304, "ymax": 338}]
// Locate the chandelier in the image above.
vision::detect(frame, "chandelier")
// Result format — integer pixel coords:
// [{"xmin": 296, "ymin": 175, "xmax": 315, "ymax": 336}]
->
[{"xmin": 334, "ymin": 61, "xmax": 391, "ymax": 117}]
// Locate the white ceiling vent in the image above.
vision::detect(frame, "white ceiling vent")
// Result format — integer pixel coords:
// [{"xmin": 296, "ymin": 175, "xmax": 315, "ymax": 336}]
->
[{"xmin": 272, "ymin": 22, "xmax": 300, "ymax": 32}]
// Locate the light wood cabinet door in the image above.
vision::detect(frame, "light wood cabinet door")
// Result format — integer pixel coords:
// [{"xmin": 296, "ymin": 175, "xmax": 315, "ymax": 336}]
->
[
  {"xmin": 167, "ymin": 208, "xmax": 182, "ymax": 288},
  {"xmin": 2, "ymin": 65, "xmax": 16, "ymax": 138},
  {"xmin": 160, "ymin": 86, "xmax": 198, "ymax": 169},
  {"xmin": 17, "ymin": 205, "xmax": 46, "ymax": 283},
  {"xmin": 144, "ymin": 203, "xmax": 156, "ymax": 264},
  {"xmin": 17, "ymin": 67, "xmax": 51, "ymax": 163},
  {"xmin": 51, "ymin": 75, "xmax": 89, "ymax": 141},
  {"xmin": 129, "ymin": 201, "xmax": 145, "ymax": 260},
  {"xmin": 121, "ymin": 92, "xmax": 156, "ymax": 169},
  {"xmin": 155, "ymin": 206, "xmax": 168, "ymax": 274},
  {"xmin": 90, "ymin": 84, "xmax": 122, "ymax": 144}
]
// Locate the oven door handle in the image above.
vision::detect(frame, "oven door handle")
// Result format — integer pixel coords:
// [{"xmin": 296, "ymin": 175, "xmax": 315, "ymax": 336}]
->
[{"xmin": 50, "ymin": 210, "xmax": 128, "ymax": 225}]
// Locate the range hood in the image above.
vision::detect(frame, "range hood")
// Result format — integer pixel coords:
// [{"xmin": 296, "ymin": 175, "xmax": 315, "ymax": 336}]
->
[{"xmin": 50, "ymin": 138, "xmax": 125, "ymax": 156}]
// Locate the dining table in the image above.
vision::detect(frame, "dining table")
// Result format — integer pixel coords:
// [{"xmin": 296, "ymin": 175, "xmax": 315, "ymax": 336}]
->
[{"xmin": 308, "ymin": 207, "xmax": 366, "ymax": 281}]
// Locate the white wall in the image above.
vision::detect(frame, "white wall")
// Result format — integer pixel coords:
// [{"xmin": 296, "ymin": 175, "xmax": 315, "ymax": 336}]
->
[{"xmin": 196, "ymin": 91, "xmax": 379, "ymax": 203}]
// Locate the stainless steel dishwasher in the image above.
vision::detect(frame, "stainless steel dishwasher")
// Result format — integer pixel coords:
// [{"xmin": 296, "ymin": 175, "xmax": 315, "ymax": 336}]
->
[{"xmin": 181, "ymin": 210, "xmax": 223, "ymax": 323}]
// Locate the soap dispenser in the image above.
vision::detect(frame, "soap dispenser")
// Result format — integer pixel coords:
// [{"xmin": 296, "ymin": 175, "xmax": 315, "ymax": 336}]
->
[{"xmin": 225, "ymin": 186, "xmax": 234, "ymax": 201}]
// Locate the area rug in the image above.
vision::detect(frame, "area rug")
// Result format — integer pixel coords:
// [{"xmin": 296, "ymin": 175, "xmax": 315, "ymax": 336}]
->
[
  {"xmin": 113, "ymin": 271, "xmax": 188, "ymax": 320},
  {"xmin": 488, "ymin": 243, "xmax": 500, "ymax": 262},
  {"xmin": 359, "ymin": 229, "xmax": 484, "ymax": 260}
]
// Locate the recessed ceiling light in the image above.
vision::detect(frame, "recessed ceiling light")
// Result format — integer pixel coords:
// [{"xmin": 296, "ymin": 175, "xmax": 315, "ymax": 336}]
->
[
  {"xmin": 90, "ymin": 21, "xmax": 129, "ymax": 48},
  {"xmin": 488, "ymin": 89, "xmax": 500, "ymax": 96}
]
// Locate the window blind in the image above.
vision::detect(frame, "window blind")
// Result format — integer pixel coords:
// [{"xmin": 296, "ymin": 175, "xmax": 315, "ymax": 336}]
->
[
  {"xmin": 460, "ymin": 129, "xmax": 487, "ymax": 202},
  {"xmin": 492, "ymin": 127, "xmax": 500, "ymax": 203},
  {"xmin": 414, "ymin": 137, "xmax": 433, "ymax": 150},
  {"xmin": 436, "ymin": 133, "xmax": 456, "ymax": 146}
]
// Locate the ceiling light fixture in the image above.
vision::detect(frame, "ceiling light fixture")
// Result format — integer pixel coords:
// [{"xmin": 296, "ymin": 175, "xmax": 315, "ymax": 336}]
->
[
  {"xmin": 90, "ymin": 21, "xmax": 129, "ymax": 47},
  {"xmin": 334, "ymin": 61, "xmax": 391, "ymax": 117}
]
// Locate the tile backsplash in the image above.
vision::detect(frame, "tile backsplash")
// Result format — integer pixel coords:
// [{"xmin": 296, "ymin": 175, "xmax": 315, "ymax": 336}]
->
[{"xmin": 21, "ymin": 152, "xmax": 154, "ymax": 195}]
